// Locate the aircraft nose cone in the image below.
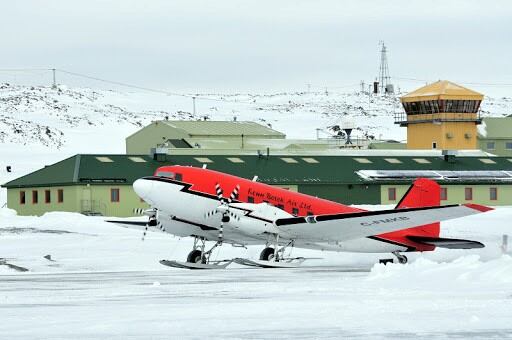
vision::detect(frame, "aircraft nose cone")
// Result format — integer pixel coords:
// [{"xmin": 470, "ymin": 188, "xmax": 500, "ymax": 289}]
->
[{"xmin": 133, "ymin": 179, "xmax": 153, "ymax": 200}]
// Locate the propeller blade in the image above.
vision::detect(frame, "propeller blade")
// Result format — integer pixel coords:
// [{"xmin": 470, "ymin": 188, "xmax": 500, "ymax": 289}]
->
[
  {"xmin": 227, "ymin": 185, "xmax": 240, "ymax": 204},
  {"xmin": 215, "ymin": 183, "xmax": 224, "ymax": 202},
  {"xmin": 142, "ymin": 222, "xmax": 149, "ymax": 241}
]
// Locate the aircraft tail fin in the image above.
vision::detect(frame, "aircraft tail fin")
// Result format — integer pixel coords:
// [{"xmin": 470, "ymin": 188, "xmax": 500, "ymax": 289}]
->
[{"xmin": 392, "ymin": 178, "xmax": 441, "ymax": 239}]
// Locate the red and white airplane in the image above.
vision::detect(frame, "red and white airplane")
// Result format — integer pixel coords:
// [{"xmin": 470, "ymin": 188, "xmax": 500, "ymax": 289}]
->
[{"xmin": 129, "ymin": 165, "xmax": 492, "ymax": 268}]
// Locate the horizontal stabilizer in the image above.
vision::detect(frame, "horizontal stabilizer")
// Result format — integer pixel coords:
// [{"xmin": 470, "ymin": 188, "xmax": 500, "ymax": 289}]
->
[
  {"xmin": 406, "ymin": 236, "xmax": 484, "ymax": 249},
  {"xmin": 275, "ymin": 204, "xmax": 492, "ymax": 242}
]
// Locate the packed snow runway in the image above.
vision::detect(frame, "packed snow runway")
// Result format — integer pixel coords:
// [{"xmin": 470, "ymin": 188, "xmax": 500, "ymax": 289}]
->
[{"xmin": 1, "ymin": 208, "xmax": 512, "ymax": 339}]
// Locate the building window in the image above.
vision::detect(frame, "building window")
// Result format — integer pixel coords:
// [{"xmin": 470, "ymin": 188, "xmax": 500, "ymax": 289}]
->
[
  {"xmin": 465, "ymin": 187, "xmax": 473, "ymax": 201},
  {"xmin": 440, "ymin": 187, "xmax": 448, "ymax": 201},
  {"xmin": 490, "ymin": 187, "xmax": 498, "ymax": 201},
  {"xmin": 58, "ymin": 189, "xmax": 64, "ymax": 203},
  {"xmin": 292, "ymin": 208, "xmax": 299, "ymax": 216},
  {"xmin": 506, "ymin": 142, "xmax": 512, "ymax": 150},
  {"xmin": 20, "ymin": 191, "xmax": 26, "ymax": 205},
  {"xmin": 45, "ymin": 190, "xmax": 51, "ymax": 203},
  {"xmin": 388, "ymin": 187, "xmax": 396, "ymax": 201},
  {"xmin": 248, "ymin": 196, "xmax": 254, "ymax": 203},
  {"xmin": 486, "ymin": 142, "xmax": 495, "ymax": 150},
  {"xmin": 111, "ymin": 188, "xmax": 120, "ymax": 202},
  {"xmin": 32, "ymin": 190, "xmax": 38, "ymax": 204},
  {"xmin": 432, "ymin": 142, "xmax": 437, "ymax": 149}
]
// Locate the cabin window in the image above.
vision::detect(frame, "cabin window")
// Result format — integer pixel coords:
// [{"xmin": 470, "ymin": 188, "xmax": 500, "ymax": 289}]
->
[
  {"xmin": 156, "ymin": 171, "xmax": 175, "ymax": 178},
  {"xmin": 32, "ymin": 190, "xmax": 38, "ymax": 204},
  {"xmin": 292, "ymin": 208, "xmax": 299, "ymax": 216},
  {"xmin": 175, "ymin": 173, "xmax": 183, "ymax": 181},
  {"xmin": 19, "ymin": 191, "xmax": 26, "ymax": 205},
  {"xmin": 276, "ymin": 204, "xmax": 284, "ymax": 210},
  {"xmin": 58, "ymin": 189, "xmax": 64, "ymax": 203},
  {"xmin": 388, "ymin": 187, "xmax": 396, "ymax": 201},
  {"xmin": 248, "ymin": 196, "xmax": 254, "ymax": 203},
  {"xmin": 490, "ymin": 187, "xmax": 498, "ymax": 201},
  {"xmin": 307, "ymin": 211, "xmax": 314, "ymax": 216},
  {"xmin": 465, "ymin": 187, "xmax": 473, "ymax": 201},
  {"xmin": 45, "ymin": 190, "xmax": 51, "ymax": 203},
  {"xmin": 111, "ymin": 188, "xmax": 120, "ymax": 202},
  {"xmin": 440, "ymin": 188, "xmax": 448, "ymax": 201}
]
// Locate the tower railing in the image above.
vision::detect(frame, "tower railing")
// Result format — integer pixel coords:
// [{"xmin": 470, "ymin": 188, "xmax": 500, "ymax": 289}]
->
[{"xmin": 394, "ymin": 111, "xmax": 482, "ymax": 126}]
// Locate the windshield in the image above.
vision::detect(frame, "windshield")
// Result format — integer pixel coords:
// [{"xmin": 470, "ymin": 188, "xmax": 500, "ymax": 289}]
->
[{"xmin": 155, "ymin": 171, "xmax": 175, "ymax": 178}]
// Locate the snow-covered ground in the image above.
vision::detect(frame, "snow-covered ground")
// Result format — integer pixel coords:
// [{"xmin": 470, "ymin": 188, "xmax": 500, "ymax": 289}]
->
[{"xmin": 1, "ymin": 207, "xmax": 511, "ymax": 338}]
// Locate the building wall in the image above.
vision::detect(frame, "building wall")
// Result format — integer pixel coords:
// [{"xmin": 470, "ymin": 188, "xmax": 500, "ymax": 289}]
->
[
  {"xmin": 298, "ymin": 184, "xmax": 380, "ymax": 205},
  {"xmin": 478, "ymin": 138, "xmax": 512, "ymax": 156},
  {"xmin": 381, "ymin": 184, "xmax": 512, "ymax": 206},
  {"xmin": 126, "ymin": 122, "xmax": 188, "ymax": 154},
  {"xmin": 407, "ymin": 122, "xmax": 477, "ymax": 150},
  {"xmin": 7, "ymin": 185, "xmax": 149, "ymax": 217},
  {"xmin": 87, "ymin": 185, "xmax": 148, "ymax": 217},
  {"xmin": 7, "ymin": 186, "xmax": 81, "ymax": 216}
]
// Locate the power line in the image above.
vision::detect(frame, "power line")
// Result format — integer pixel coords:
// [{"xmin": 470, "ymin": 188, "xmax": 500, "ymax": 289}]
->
[{"xmin": 392, "ymin": 76, "xmax": 512, "ymax": 87}]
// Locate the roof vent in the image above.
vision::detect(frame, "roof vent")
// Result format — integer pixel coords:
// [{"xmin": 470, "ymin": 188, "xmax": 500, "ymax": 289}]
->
[
  {"xmin": 150, "ymin": 147, "xmax": 168, "ymax": 162},
  {"xmin": 442, "ymin": 150, "xmax": 457, "ymax": 163}
]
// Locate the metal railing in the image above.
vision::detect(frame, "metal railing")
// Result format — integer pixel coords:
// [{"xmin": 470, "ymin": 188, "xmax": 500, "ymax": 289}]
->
[{"xmin": 394, "ymin": 111, "xmax": 482, "ymax": 126}]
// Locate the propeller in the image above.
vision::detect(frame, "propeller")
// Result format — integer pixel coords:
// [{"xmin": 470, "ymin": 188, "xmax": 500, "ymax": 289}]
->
[
  {"xmin": 204, "ymin": 183, "xmax": 240, "ymax": 244},
  {"xmin": 133, "ymin": 208, "xmax": 159, "ymax": 241}
]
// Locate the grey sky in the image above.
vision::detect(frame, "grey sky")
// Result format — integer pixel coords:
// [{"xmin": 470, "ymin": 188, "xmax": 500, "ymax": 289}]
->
[{"xmin": 2, "ymin": 1, "xmax": 511, "ymax": 94}]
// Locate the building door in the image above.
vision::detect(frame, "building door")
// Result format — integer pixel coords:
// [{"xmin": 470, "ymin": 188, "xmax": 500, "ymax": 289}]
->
[{"xmin": 81, "ymin": 186, "xmax": 92, "ymax": 213}]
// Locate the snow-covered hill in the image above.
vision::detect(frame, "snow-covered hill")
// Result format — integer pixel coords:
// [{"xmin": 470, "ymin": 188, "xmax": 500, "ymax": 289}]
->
[{"xmin": 1, "ymin": 83, "xmax": 511, "ymax": 150}]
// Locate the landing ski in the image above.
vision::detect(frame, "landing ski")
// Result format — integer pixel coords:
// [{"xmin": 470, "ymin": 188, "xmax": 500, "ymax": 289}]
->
[
  {"xmin": 233, "ymin": 257, "xmax": 306, "ymax": 268},
  {"xmin": 159, "ymin": 259, "xmax": 233, "ymax": 270}
]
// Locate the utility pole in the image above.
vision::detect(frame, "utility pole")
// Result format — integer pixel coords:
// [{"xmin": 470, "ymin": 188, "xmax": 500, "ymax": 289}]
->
[
  {"xmin": 51, "ymin": 68, "xmax": 57, "ymax": 89},
  {"xmin": 192, "ymin": 96, "xmax": 196, "ymax": 116},
  {"xmin": 306, "ymin": 83, "xmax": 311, "ymax": 93},
  {"xmin": 360, "ymin": 80, "xmax": 365, "ymax": 94},
  {"xmin": 378, "ymin": 41, "xmax": 391, "ymax": 94}
]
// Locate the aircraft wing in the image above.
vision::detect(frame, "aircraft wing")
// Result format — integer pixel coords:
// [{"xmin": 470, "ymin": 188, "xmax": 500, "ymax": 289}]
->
[{"xmin": 274, "ymin": 204, "xmax": 492, "ymax": 242}]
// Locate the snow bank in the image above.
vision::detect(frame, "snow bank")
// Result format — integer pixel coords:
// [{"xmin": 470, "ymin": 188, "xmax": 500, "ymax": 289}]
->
[
  {"xmin": 368, "ymin": 255, "xmax": 512, "ymax": 289},
  {"xmin": 0, "ymin": 207, "xmax": 17, "ymax": 217}
]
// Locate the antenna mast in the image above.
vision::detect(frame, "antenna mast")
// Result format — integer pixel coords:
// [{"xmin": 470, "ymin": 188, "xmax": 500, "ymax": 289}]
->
[{"xmin": 378, "ymin": 41, "xmax": 391, "ymax": 94}]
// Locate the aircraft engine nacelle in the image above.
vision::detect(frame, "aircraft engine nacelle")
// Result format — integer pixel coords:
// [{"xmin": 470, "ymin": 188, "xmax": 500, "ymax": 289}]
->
[{"xmin": 228, "ymin": 203, "xmax": 290, "ymax": 237}]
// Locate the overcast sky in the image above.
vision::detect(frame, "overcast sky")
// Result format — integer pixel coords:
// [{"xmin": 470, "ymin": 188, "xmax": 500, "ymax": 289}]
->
[{"xmin": 2, "ymin": 1, "xmax": 511, "ymax": 94}]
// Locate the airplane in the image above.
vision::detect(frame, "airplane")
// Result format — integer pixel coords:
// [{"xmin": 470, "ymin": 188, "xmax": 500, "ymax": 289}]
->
[{"xmin": 126, "ymin": 165, "xmax": 492, "ymax": 269}]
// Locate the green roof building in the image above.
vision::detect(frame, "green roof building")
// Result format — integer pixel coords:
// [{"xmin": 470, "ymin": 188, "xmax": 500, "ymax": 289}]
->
[
  {"xmin": 3, "ymin": 153, "xmax": 512, "ymax": 217},
  {"xmin": 478, "ymin": 117, "xmax": 512, "ymax": 156},
  {"xmin": 126, "ymin": 120, "xmax": 286, "ymax": 154}
]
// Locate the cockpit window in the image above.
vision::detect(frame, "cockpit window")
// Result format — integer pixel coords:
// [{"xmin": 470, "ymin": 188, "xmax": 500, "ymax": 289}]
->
[
  {"xmin": 156, "ymin": 171, "xmax": 175, "ymax": 178},
  {"xmin": 175, "ymin": 173, "xmax": 183, "ymax": 181}
]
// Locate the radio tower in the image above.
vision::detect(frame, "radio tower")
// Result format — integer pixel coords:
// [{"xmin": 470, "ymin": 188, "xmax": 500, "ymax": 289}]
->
[{"xmin": 378, "ymin": 41, "xmax": 391, "ymax": 94}]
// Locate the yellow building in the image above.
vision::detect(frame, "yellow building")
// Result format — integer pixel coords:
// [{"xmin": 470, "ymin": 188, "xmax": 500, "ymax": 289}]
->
[{"xmin": 396, "ymin": 80, "xmax": 483, "ymax": 150}]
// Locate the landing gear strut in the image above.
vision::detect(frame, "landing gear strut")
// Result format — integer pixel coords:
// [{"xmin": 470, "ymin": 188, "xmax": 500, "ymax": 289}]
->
[
  {"xmin": 392, "ymin": 251, "xmax": 408, "ymax": 264},
  {"xmin": 186, "ymin": 236, "xmax": 222, "ymax": 264},
  {"xmin": 259, "ymin": 234, "xmax": 295, "ymax": 262}
]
